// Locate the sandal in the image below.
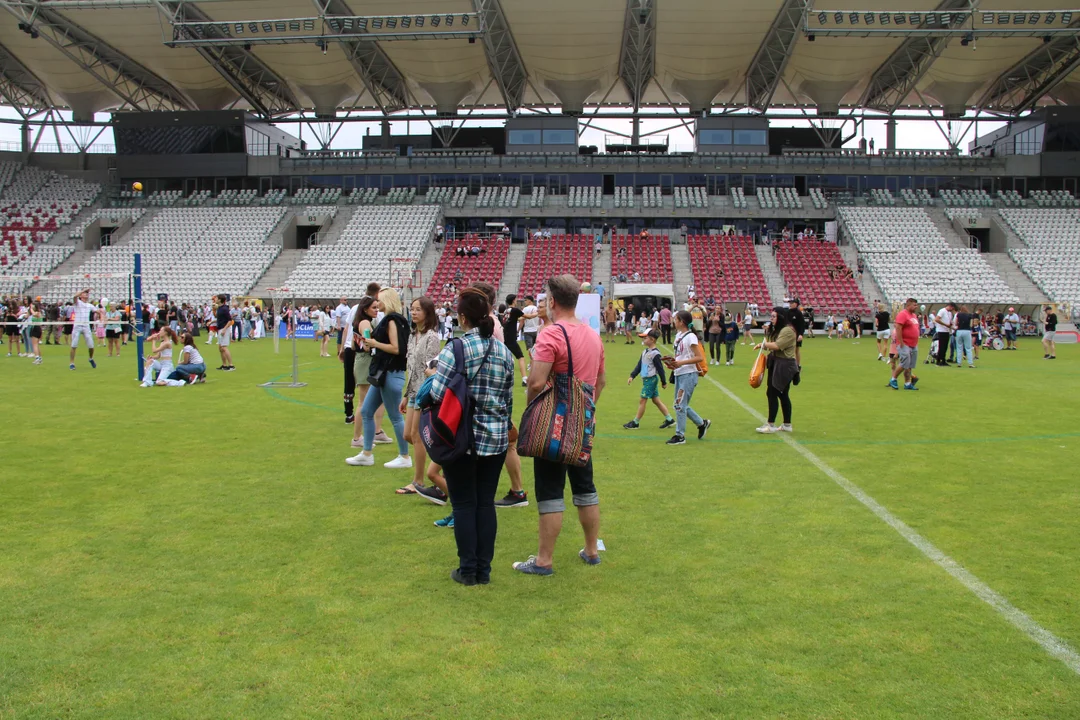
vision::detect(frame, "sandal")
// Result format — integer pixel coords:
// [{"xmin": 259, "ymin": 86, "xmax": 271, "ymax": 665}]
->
[{"xmin": 395, "ymin": 483, "xmax": 421, "ymax": 495}]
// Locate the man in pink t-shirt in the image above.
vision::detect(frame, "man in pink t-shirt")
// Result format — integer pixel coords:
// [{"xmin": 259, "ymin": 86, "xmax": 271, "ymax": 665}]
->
[
  {"xmin": 658, "ymin": 304, "xmax": 673, "ymax": 344},
  {"xmin": 889, "ymin": 297, "xmax": 921, "ymax": 390},
  {"xmin": 514, "ymin": 275, "xmax": 607, "ymax": 576}
]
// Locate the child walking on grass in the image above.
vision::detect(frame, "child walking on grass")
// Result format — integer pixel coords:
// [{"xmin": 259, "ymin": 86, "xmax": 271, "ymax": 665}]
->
[{"xmin": 623, "ymin": 328, "xmax": 675, "ymax": 430}]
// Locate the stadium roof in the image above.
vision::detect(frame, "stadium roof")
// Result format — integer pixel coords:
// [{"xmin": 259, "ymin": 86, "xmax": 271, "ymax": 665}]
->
[{"xmin": 1, "ymin": 0, "xmax": 1079, "ymax": 121}]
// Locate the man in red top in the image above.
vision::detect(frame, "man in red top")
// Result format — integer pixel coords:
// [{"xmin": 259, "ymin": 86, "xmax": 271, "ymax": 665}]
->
[
  {"xmin": 888, "ymin": 297, "xmax": 920, "ymax": 390},
  {"xmin": 514, "ymin": 275, "xmax": 607, "ymax": 576}
]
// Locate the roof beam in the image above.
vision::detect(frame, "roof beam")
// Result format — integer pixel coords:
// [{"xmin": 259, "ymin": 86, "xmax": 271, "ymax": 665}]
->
[
  {"xmin": 0, "ymin": 41, "xmax": 51, "ymax": 114},
  {"xmin": 619, "ymin": 0, "xmax": 656, "ymax": 110},
  {"xmin": 744, "ymin": 0, "xmax": 807, "ymax": 111},
  {"xmin": 0, "ymin": 0, "xmax": 192, "ymax": 111},
  {"xmin": 860, "ymin": 0, "xmax": 971, "ymax": 113},
  {"xmin": 977, "ymin": 21, "xmax": 1080, "ymax": 114},
  {"xmin": 471, "ymin": 0, "xmax": 528, "ymax": 111},
  {"xmin": 315, "ymin": 0, "xmax": 409, "ymax": 114},
  {"xmin": 155, "ymin": 0, "xmax": 300, "ymax": 117}
]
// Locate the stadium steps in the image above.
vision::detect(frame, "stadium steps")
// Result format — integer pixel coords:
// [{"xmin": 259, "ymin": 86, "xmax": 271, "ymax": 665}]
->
[
  {"xmin": 754, "ymin": 245, "xmax": 788, "ymax": 306},
  {"xmin": 988, "ymin": 211, "xmax": 1028, "ymax": 250},
  {"xmin": 592, "ymin": 238, "xmax": 612, "ymax": 289},
  {"xmin": 26, "ymin": 250, "xmax": 95, "ymax": 296},
  {"xmin": 839, "ymin": 244, "xmax": 887, "ymax": 306},
  {"xmin": 497, "ymin": 242, "xmax": 528, "ymax": 301},
  {"xmin": 109, "ymin": 208, "xmax": 160, "ymax": 246},
  {"xmin": 311, "ymin": 206, "xmax": 355, "ymax": 247},
  {"xmin": 928, "ymin": 208, "xmax": 972, "ymax": 249},
  {"xmin": 51, "ymin": 204, "xmax": 103, "ymax": 246},
  {"xmin": 250, "ymin": 249, "xmax": 306, "ymax": 296},
  {"xmin": 415, "ymin": 230, "xmax": 444, "ymax": 295},
  {"xmin": 671, "ymin": 241, "xmax": 693, "ymax": 304},
  {"xmin": 982, "ymin": 253, "xmax": 1050, "ymax": 305}
]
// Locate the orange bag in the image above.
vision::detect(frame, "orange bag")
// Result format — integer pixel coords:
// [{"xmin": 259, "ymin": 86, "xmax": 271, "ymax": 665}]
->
[{"xmin": 749, "ymin": 347, "xmax": 767, "ymax": 389}]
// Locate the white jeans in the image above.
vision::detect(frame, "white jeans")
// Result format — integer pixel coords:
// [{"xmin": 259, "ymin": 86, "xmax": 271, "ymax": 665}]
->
[
  {"xmin": 143, "ymin": 360, "xmax": 174, "ymax": 384},
  {"xmin": 70, "ymin": 325, "xmax": 94, "ymax": 348}
]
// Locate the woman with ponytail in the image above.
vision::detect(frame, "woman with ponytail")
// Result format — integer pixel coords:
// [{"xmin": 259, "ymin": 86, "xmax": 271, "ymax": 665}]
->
[
  {"xmin": 428, "ymin": 287, "xmax": 514, "ymax": 586},
  {"xmin": 663, "ymin": 310, "xmax": 711, "ymax": 445},
  {"xmin": 754, "ymin": 307, "xmax": 797, "ymax": 433}
]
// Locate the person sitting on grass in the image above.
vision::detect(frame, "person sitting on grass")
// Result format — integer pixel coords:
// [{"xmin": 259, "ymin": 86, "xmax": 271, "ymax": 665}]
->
[
  {"xmin": 158, "ymin": 332, "xmax": 207, "ymax": 385},
  {"xmin": 623, "ymin": 328, "xmax": 674, "ymax": 430},
  {"xmin": 141, "ymin": 326, "xmax": 178, "ymax": 387}
]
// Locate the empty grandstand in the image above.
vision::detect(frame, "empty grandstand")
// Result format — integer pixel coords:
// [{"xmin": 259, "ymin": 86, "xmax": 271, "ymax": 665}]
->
[
  {"xmin": 1001, "ymin": 208, "xmax": 1080, "ymax": 307},
  {"xmin": 426, "ymin": 237, "xmax": 511, "ymax": 305},
  {"xmin": 519, "ymin": 234, "xmax": 594, "ymax": 297},
  {"xmin": 686, "ymin": 235, "xmax": 771, "ymax": 308},
  {"xmin": 610, "ymin": 233, "xmax": 673, "ymax": 283},
  {"xmin": 774, "ymin": 242, "xmax": 868, "ymax": 315}
]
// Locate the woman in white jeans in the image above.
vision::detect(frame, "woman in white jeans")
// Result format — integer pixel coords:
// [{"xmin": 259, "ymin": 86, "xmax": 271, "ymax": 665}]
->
[
  {"xmin": 142, "ymin": 326, "xmax": 177, "ymax": 386},
  {"xmin": 663, "ymin": 311, "xmax": 711, "ymax": 446}
]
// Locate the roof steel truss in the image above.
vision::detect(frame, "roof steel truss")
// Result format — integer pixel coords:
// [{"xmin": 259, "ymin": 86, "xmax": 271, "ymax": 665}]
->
[
  {"xmin": 0, "ymin": 0, "xmax": 192, "ymax": 111},
  {"xmin": 978, "ymin": 20, "xmax": 1080, "ymax": 113},
  {"xmin": 0, "ymin": 41, "xmax": 50, "ymax": 113},
  {"xmin": 619, "ymin": 0, "xmax": 656, "ymax": 109},
  {"xmin": 315, "ymin": 0, "xmax": 409, "ymax": 114},
  {"xmin": 745, "ymin": 0, "xmax": 808, "ymax": 111},
  {"xmin": 155, "ymin": 0, "xmax": 299, "ymax": 117},
  {"xmin": 472, "ymin": 0, "xmax": 528, "ymax": 111}
]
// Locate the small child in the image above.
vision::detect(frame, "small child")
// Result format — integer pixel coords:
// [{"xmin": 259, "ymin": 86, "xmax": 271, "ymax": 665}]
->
[
  {"xmin": 623, "ymin": 329, "xmax": 675, "ymax": 430},
  {"xmin": 723, "ymin": 314, "xmax": 740, "ymax": 366}
]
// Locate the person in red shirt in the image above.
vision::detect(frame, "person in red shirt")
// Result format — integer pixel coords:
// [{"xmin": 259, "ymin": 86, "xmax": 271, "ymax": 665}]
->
[{"xmin": 888, "ymin": 298, "xmax": 921, "ymax": 390}]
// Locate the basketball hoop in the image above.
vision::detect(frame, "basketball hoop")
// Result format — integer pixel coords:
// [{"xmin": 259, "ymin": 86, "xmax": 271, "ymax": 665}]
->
[{"xmin": 260, "ymin": 287, "xmax": 306, "ymax": 388}]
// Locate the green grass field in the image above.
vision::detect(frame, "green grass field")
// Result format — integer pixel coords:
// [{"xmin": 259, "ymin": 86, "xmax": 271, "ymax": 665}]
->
[{"xmin": 3, "ymin": 332, "xmax": 1079, "ymax": 718}]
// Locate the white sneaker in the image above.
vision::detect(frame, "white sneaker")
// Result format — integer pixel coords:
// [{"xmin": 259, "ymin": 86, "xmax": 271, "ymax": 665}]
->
[
  {"xmin": 373, "ymin": 431, "xmax": 393, "ymax": 445},
  {"xmin": 383, "ymin": 456, "xmax": 413, "ymax": 469},
  {"xmin": 755, "ymin": 423, "xmax": 780, "ymax": 434},
  {"xmin": 877, "ymin": 354, "xmax": 883, "ymax": 361},
  {"xmin": 345, "ymin": 452, "xmax": 374, "ymax": 466},
  {"xmin": 780, "ymin": 423, "xmax": 793, "ymax": 432}
]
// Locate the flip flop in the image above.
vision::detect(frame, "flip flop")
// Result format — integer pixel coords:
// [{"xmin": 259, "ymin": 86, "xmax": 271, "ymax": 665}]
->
[{"xmin": 395, "ymin": 484, "xmax": 420, "ymax": 495}]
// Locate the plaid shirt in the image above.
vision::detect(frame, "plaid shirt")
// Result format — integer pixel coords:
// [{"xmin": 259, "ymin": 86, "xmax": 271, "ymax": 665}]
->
[{"xmin": 429, "ymin": 328, "xmax": 515, "ymax": 456}]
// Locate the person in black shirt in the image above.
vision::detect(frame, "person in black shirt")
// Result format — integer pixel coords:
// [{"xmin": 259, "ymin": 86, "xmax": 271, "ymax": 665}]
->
[
  {"xmin": 955, "ymin": 305, "xmax": 975, "ymax": 368},
  {"xmin": 623, "ymin": 302, "xmax": 636, "ymax": 344},
  {"xmin": 874, "ymin": 303, "xmax": 891, "ymax": 361},
  {"xmin": 787, "ymin": 298, "xmax": 806, "ymax": 386},
  {"xmin": 502, "ymin": 294, "xmax": 527, "ymax": 379},
  {"xmin": 1043, "ymin": 306, "xmax": 1058, "ymax": 359},
  {"xmin": 214, "ymin": 295, "xmax": 234, "ymax": 370}
]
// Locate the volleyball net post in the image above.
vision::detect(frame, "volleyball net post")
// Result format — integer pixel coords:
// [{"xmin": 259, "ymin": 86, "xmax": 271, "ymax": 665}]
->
[
  {"xmin": 134, "ymin": 253, "xmax": 145, "ymax": 381},
  {"xmin": 260, "ymin": 287, "xmax": 306, "ymax": 388}
]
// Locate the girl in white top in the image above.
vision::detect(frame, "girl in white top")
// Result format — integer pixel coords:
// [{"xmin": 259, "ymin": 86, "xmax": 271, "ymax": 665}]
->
[
  {"xmin": 663, "ymin": 310, "xmax": 710, "ymax": 444},
  {"xmin": 142, "ymin": 326, "xmax": 177, "ymax": 387}
]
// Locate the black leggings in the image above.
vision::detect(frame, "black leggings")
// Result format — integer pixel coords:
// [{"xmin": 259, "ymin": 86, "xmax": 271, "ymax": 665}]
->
[
  {"xmin": 661, "ymin": 324, "xmax": 672, "ymax": 345},
  {"xmin": 767, "ymin": 379, "xmax": 792, "ymax": 424},
  {"xmin": 343, "ymin": 347, "xmax": 355, "ymax": 418},
  {"xmin": 708, "ymin": 333, "xmax": 722, "ymax": 360}
]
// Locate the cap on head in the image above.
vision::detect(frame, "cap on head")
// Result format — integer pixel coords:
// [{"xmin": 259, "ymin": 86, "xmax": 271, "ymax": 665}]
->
[
  {"xmin": 1008, "ymin": 307, "xmax": 1015, "ymax": 312},
  {"xmin": 639, "ymin": 328, "xmax": 660, "ymax": 340}
]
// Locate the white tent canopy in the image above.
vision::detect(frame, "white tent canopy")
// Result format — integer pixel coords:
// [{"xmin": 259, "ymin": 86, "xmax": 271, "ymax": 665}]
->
[{"xmin": 612, "ymin": 283, "xmax": 675, "ymax": 302}]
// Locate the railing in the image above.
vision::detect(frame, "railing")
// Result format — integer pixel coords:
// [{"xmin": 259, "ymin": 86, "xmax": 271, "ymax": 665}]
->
[{"xmin": 0, "ymin": 141, "xmax": 115, "ymax": 154}]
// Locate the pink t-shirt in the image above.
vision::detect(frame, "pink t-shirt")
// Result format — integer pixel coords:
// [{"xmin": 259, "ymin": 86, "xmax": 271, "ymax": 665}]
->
[
  {"xmin": 659, "ymin": 307, "xmax": 672, "ymax": 325},
  {"xmin": 532, "ymin": 321, "xmax": 605, "ymax": 392},
  {"xmin": 895, "ymin": 309, "xmax": 920, "ymax": 348},
  {"xmin": 489, "ymin": 312, "xmax": 504, "ymax": 342}
]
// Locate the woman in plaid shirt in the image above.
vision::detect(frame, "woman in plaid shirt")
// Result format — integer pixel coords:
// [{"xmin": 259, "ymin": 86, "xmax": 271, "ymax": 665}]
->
[{"xmin": 428, "ymin": 287, "xmax": 515, "ymax": 586}]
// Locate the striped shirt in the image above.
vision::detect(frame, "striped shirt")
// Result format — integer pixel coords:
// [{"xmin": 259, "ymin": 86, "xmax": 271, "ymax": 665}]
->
[
  {"xmin": 429, "ymin": 329, "xmax": 514, "ymax": 456},
  {"xmin": 182, "ymin": 345, "xmax": 205, "ymax": 365}
]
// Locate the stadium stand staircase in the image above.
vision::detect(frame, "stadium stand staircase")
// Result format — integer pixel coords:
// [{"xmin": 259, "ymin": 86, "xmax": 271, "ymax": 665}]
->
[
  {"xmin": 754, "ymin": 245, "xmax": 788, "ymax": 306},
  {"xmin": 497, "ymin": 243, "xmax": 527, "ymax": 301},
  {"xmin": 107, "ymin": 208, "xmax": 160, "ymax": 246},
  {"xmin": 250, "ymin": 250, "xmax": 306, "ymax": 296},
  {"xmin": 592, "ymin": 240, "xmax": 612, "ymax": 290},
  {"xmin": 839, "ymin": 244, "xmax": 886, "ymax": 307},
  {"xmin": 416, "ymin": 233, "xmax": 444, "ymax": 296},
  {"xmin": 671, "ymin": 241, "xmax": 693, "ymax": 303},
  {"xmin": 982, "ymin": 253, "xmax": 1050, "ymax": 305},
  {"xmin": 25, "ymin": 250, "xmax": 95, "ymax": 296},
  {"xmin": 928, "ymin": 207, "xmax": 972, "ymax": 249},
  {"xmin": 988, "ymin": 212, "xmax": 1027, "ymax": 250}
]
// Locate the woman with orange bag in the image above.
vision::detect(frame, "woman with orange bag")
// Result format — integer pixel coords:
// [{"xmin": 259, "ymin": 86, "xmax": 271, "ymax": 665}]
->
[{"xmin": 754, "ymin": 307, "xmax": 797, "ymax": 434}]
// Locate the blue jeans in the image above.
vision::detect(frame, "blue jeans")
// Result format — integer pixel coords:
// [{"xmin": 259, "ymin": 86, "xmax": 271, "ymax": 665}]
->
[
  {"xmin": 169, "ymin": 362, "xmax": 206, "ymax": 380},
  {"xmin": 955, "ymin": 330, "xmax": 973, "ymax": 366},
  {"xmin": 362, "ymin": 369, "xmax": 407, "ymax": 454},
  {"xmin": 673, "ymin": 372, "xmax": 704, "ymax": 437}
]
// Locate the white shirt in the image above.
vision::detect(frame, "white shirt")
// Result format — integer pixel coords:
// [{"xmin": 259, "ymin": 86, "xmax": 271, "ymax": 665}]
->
[
  {"xmin": 1004, "ymin": 313, "xmax": 1020, "ymax": 330},
  {"xmin": 673, "ymin": 331, "xmax": 700, "ymax": 376},
  {"xmin": 522, "ymin": 305, "xmax": 539, "ymax": 332},
  {"xmin": 334, "ymin": 303, "xmax": 349, "ymax": 329},
  {"xmin": 934, "ymin": 308, "xmax": 954, "ymax": 333},
  {"xmin": 342, "ymin": 305, "xmax": 359, "ymax": 347},
  {"xmin": 651, "ymin": 310, "xmax": 660, "ymax": 325},
  {"xmin": 182, "ymin": 344, "xmax": 205, "ymax": 365},
  {"xmin": 73, "ymin": 299, "xmax": 95, "ymax": 326}
]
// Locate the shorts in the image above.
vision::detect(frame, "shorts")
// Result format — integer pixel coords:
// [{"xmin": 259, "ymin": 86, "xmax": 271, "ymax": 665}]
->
[
  {"xmin": 106, "ymin": 329, "xmax": 120, "ymax": 339},
  {"xmin": 30, "ymin": 326, "xmax": 42, "ymax": 339},
  {"xmin": 504, "ymin": 339, "xmax": 523, "ymax": 359},
  {"xmin": 640, "ymin": 375, "xmax": 660, "ymax": 399},
  {"xmin": 898, "ymin": 345, "xmax": 918, "ymax": 370},
  {"xmin": 1004, "ymin": 329, "xmax": 1017, "ymax": 341},
  {"xmin": 70, "ymin": 325, "xmax": 95, "ymax": 348},
  {"xmin": 523, "ymin": 332, "xmax": 537, "ymax": 350},
  {"xmin": 5, "ymin": 319, "xmax": 18, "ymax": 337},
  {"xmin": 606, "ymin": 323, "xmax": 616, "ymax": 333},
  {"xmin": 336, "ymin": 329, "xmax": 344, "ymax": 344},
  {"xmin": 876, "ymin": 330, "xmax": 891, "ymax": 340},
  {"xmin": 534, "ymin": 456, "xmax": 598, "ymax": 514},
  {"xmin": 1043, "ymin": 331, "xmax": 1056, "ymax": 342},
  {"xmin": 217, "ymin": 328, "xmax": 231, "ymax": 347}
]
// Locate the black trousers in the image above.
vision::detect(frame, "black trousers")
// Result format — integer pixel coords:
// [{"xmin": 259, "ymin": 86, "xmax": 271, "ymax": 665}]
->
[
  {"xmin": 766, "ymin": 368, "xmax": 793, "ymax": 424},
  {"xmin": 935, "ymin": 331, "xmax": 950, "ymax": 364},
  {"xmin": 446, "ymin": 451, "xmax": 506, "ymax": 582},
  {"xmin": 661, "ymin": 324, "xmax": 672, "ymax": 345},
  {"xmin": 343, "ymin": 347, "xmax": 355, "ymax": 418},
  {"xmin": 708, "ymin": 332, "xmax": 722, "ymax": 360}
]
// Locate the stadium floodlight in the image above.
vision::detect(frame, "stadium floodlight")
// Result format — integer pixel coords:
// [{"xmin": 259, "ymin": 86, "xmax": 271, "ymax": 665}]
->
[
  {"xmin": 1064, "ymin": 12, "xmax": 1073, "ymax": 22},
  {"xmin": 910, "ymin": 13, "xmax": 921, "ymax": 24},
  {"xmin": 834, "ymin": 11, "xmax": 843, "ymax": 23},
  {"xmin": 895, "ymin": 14, "xmax": 906, "ymax": 25},
  {"xmin": 414, "ymin": 16, "xmax": 424, "ymax": 27},
  {"xmin": 849, "ymin": 12, "xmax": 859, "ymax": 24},
  {"xmin": 818, "ymin": 11, "xmax": 827, "ymax": 23},
  {"xmin": 865, "ymin": 12, "xmax": 874, "ymax": 24},
  {"xmin": 982, "ymin": 12, "xmax": 994, "ymax": 24},
  {"xmin": 880, "ymin": 13, "xmax": 890, "ymax": 25},
  {"xmin": 1046, "ymin": 12, "xmax": 1056, "ymax": 23}
]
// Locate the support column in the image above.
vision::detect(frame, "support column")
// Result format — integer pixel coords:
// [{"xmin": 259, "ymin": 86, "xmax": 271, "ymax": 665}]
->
[
  {"xmin": 381, "ymin": 119, "xmax": 391, "ymax": 150},
  {"xmin": 886, "ymin": 118, "xmax": 897, "ymax": 151},
  {"xmin": 631, "ymin": 115, "xmax": 640, "ymax": 146},
  {"xmin": 20, "ymin": 122, "xmax": 29, "ymax": 155}
]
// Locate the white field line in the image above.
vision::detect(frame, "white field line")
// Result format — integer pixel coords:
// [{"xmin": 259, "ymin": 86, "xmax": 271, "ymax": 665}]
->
[{"xmin": 676, "ymin": 349, "xmax": 1080, "ymax": 674}]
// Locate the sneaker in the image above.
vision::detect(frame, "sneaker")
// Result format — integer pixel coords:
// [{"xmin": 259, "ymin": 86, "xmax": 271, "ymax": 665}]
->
[
  {"xmin": 697, "ymin": 419, "xmax": 711, "ymax": 440},
  {"xmin": 373, "ymin": 431, "xmax": 393, "ymax": 445},
  {"xmin": 888, "ymin": 378, "xmax": 899, "ymax": 390},
  {"xmin": 417, "ymin": 484, "xmax": 448, "ymax": 506},
  {"xmin": 904, "ymin": 383, "xmax": 919, "ymax": 391},
  {"xmin": 69, "ymin": 363, "xmax": 75, "ymax": 370},
  {"xmin": 434, "ymin": 514, "xmax": 454, "ymax": 528},
  {"xmin": 89, "ymin": 359, "xmax": 96, "ymax": 369},
  {"xmin": 877, "ymin": 354, "xmax": 884, "ymax": 361},
  {"xmin": 780, "ymin": 423, "xmax": 793, "ymax": 432},
  {"xmin": 223, "ymin": 366, "xmax": 234, "ymax": 372},
  {"xmin": 910, "ymin": 375, "xmax": 919, "ymax": 387},
  {"xmin": 216, "ymin": 365, "xmax": 226, "ymax": 371},
  {"xmin": 345, "ymin": 452, "xmax": 374, "ymax": 466},
  {"xmin": 495, "ymin": 490, "xmax": 528, "ymax": 508},
  {"xmin": 512, "ymin": 556, "xmax": 553, "ymax": 576},
  {"xmin": 665, "ymin": 434, "xmax": 686, "ymax": 445},
  {"xmin": 521, "ymin": 379, "xmax": 527, "ymax": 387},
  {"xmin": 756, "ymin": 423, "xmax": 780, "ymax": 433},
  {"xmin": 383, "ymin": 455, "xmax": 413, "ymax": 470},
  {"xmin": 345, "ymin": 415, "xmax": 354, "ymax": 424},
  {"xmin": 579, "ymin": 549, "xmax": 602, "ymax": 566},
  {"xmin": 658, "ymin": 418, "xmax": 675, "ymax": 430},
  {"xmin": 350, "ymin": 438, "xmax": 364, "ymax": 448},
  {"xmin": 33, "ymin": 357, "xmax": 42, "ymax": 365},
  {"xmin": 622, "ymin": 420, "xmax": 640, "ymax": 429},
  {"xmin": 450, "ymin": 568, "xmax": 477, "ymax": 586},
  {"xmin": 1044, "ymin": 354, "xmax": 1050, "ymax": 359}
]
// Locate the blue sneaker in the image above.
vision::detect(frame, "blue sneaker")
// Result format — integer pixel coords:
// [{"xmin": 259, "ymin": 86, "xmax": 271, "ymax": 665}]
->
[
  {"xmin": 89, "ymin": 359, "xmax": 96, "ymax": 369},
  {"xmin": 904, "ymin": 383, "xmax": 919, "ymax": 391},
  {"xmin": 69, "ymin": 363, "xmax": 76, "ymax": 370},
  {"xmin": 579, "ymin": 549, "xmax": 601, "ymax": 566},
  {"xmin": 887, "ymin": 378, "xmax": 899, "ymax": 390},
  {"xmin": 434, "ymin": 514, "xmax": 454, "ymax": 528},
  {"xmin": 512, "ymin": 556, "xmax": 554, "ymax": 576}
]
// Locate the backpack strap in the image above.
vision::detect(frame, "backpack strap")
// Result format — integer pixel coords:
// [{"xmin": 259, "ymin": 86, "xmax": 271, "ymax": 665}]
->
[
  {"xmin": 555, "ymin": 323, "xmax": 574, "ymax": 376},
  {"xmin": 451, "ymin": 337, "xmax": 466, "ymax": 375},
  {"xmin": 469, "ymin": 338, "xmax": 493, "ymax": 381}
]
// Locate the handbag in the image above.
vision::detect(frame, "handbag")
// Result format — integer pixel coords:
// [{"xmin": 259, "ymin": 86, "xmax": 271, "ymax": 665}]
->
[
  {"xmin": 749, "ymin": 344, "xmax": 767, "ymax": 389},
  {"xmin": 516, "ymin": 324, "xmax": 596, "ymax": 468}
]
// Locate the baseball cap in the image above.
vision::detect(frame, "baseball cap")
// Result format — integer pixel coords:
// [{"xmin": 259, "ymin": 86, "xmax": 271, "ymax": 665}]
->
[
  {"xmin": 638, "ymin": 328, "xmax": 660, "ymax": 340},
  {"xmin": 1008, "ymin": 306, "xmax": 1015, "ymax": 312}
]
